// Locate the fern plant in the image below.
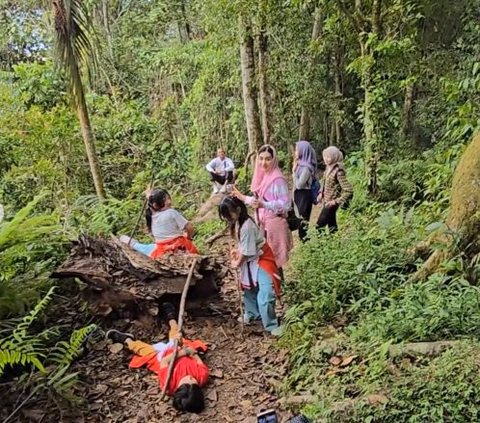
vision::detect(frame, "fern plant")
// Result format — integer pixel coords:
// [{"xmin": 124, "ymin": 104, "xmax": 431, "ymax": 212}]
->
[
  {"xmin": 0, "ymin": 286, "xmax": 56, "ymax": 376},
  {"xmin": 48, "ymin": 324, "xmax": 97, "ymax": 368},
  {"xmin": 0, "ymin": 195, "xmax": 64, "ymax": 318}
]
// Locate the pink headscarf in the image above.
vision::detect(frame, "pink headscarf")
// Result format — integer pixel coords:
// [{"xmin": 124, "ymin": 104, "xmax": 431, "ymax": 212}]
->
[{"xmin": 250, "ymin": 144, "xmax": 286, "ymax": 198}]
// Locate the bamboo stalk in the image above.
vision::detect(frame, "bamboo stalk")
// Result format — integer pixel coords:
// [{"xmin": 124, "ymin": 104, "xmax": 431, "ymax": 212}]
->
[{"xmin": 160, "ymin": 257, "xmax": 198, "ymax": 401}]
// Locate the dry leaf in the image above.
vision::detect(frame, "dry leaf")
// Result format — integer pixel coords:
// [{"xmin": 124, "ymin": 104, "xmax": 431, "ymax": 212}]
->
[
  {"xmin": 367, "ymin": 394, "xmax": 389, "ymax": 406},
  {"xmin": 109, "ymin": 343, "xmax": 124, "ymax": 353},
  {"xmin": 207, "ymin": 389, "xmax": 218, "ymax": 402},
  {"xmin": 240, "ymin": 399, "xmax": 253, "ymax": 408},
  {"xmin": 340, "ymin": 355, "xmax": 358, "ymax": 367},
  {"xmin": 325, "ymin": 368, "xmax": 347, "ymax": 377},
  {"xmin": 329, "ymin": 356, "xmax": 342, "ymax": 366},
  {"xmin": 211, "ymin": 369, "xmax": 224, "ymax": 378}
]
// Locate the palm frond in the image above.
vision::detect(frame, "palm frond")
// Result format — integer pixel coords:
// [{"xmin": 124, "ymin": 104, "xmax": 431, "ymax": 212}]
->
[{"xmin": 52, "ymin": 0, "xmax": 97, "ymax": 105}]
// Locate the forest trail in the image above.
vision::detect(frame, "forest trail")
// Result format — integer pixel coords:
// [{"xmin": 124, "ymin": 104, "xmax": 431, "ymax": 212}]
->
[{"xmin": 67, "ymin": 233, "xmax": 290, "ymax": 423}]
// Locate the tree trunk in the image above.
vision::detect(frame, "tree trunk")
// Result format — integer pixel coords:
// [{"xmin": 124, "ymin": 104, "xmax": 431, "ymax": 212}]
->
[
  {"xmin": 400, "ymin": 82, "xmax": 415, "ymax": 140},
  {"xmin": 363, "ymin": 80, "xmax": 379, "ymax": 196},
  {"xmin": 257, "ymin": 30, "xmax": 274, "ymax": 145},
  {"xmin": 101, "ymin": 0, "xmax": 113, "ymax": 57},
  {"xmin": 239, "ymin": 15, "xmax": 262, "ymax": 161},
  {"xmin": 73, "ymin": 64, "xmax": 106, "ymax": 199},
  {"xmin": 180, "ymin": 0, "xmax": 192, "ymax": 41},
  {"xmin": 299, "ymin": 7, "xmax": 323, "ymax": 141},
  {"xmin": 334, "ymin": 44, "xmax": 343, "ymax": 146},
  {"xmin": 411, "ymin": 132, "xmax": 480, "ymax": 281}
]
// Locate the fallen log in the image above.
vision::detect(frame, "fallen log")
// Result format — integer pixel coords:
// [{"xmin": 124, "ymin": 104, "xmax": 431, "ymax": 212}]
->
[
  {"xmin": 388, "ymin": 341, "xmax": 458, "ymax": 358},
  {"xmin": 52, "ymin": 235, "xmax": 223, "ymax": 315}
]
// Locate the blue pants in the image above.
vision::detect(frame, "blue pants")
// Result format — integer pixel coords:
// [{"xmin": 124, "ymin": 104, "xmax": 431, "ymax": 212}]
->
[
  {"xmin": 120, "ymin": 235, "xmax": 155, "ymax": 256},
  {"xmin": 243, "ymin": 268, "xmax": 278, "ymax": 332}
]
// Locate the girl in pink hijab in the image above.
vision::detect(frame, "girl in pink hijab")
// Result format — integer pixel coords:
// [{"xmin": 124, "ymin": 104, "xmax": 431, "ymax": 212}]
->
[{"xmin": 233, "ymin": 145, "xmax": 293, "ymax": 269}]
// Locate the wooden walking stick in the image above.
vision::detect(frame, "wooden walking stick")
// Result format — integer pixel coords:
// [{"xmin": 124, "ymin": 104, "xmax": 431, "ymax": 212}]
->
[
  {"xmin": 236, "ymin": 268, "xmax": 245, "ymax": 339},
  {"xmin": 160, "ymin": 257, "xmax": 198, "ymax": 401}
]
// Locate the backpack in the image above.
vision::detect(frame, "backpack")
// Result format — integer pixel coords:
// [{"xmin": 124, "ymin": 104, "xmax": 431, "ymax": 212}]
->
[{"xmin": 311, "ymin": 176, "xmax": 321, "ymax": 205}]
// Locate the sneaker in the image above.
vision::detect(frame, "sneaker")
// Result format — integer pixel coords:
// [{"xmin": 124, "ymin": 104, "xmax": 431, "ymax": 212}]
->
[
  {"xmin": 269, "ymin": 326, "xmax": 284, "ymax": 337},
  {"xmin": 106, "ymin": 329, "xmax": 134, "ymax": 344},
  {"xmin": 237, "ymin": 314, "xmax": 261, "ymax": 325},
  {"xmin": 159, "ymin": 302, "xmax": 177, "ymax": 324},
  {"xmin": 212, "ymin": 183, "xmax": 220, "ymax": 194},
  {"xmin": 219, "ymin": 183, "xmax": 228, "ymax": 194},
  {"xmin": 237, "ymin": 315, "xmax": 252, "ymax": 325}
]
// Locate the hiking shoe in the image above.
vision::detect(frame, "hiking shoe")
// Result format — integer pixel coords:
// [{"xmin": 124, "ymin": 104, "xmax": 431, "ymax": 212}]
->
[
  {"xmin": 237, "ymin": 314, "xmax": 260, "ymax": 325},
  {"xmin": 160, "ymin": 302, "xmax": 177, "ymax": 324},
  {"xmin": 106, "ymin": 329, "xmax": 134, "ymax": 344}
]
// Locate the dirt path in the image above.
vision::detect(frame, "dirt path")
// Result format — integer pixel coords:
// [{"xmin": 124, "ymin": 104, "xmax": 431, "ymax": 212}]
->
[{"xmin": 70, "ymin": 251, "xmax": 289, "ymax": 423}]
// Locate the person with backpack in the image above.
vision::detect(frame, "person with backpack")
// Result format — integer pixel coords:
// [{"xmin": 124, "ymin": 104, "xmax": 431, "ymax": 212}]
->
[
  {"xmin": 316, "ymin": 146, "xmax": 353, "ymax": 233},
  {"xmin": 292, "ymin": 140, "xmax": 318, "ymax": 242}
]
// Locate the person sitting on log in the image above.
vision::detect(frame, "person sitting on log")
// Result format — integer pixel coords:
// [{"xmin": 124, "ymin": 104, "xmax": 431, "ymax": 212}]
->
[
  {"xmin": 106, "ymin": 303, "xmax": 209, "ymax": 413},
  {"xmin": 206, "ymin": 147, "xmax": 236, "ymax": 194},
  {"xmin": 120, "ymin": 188, "xmax": 198, "ymax": 259}
]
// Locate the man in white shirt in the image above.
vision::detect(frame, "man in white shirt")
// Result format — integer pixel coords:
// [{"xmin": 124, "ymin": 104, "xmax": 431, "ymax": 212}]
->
[{"xmin": 205, "ymin": 148, "xmax": 235, "ymax": 194}]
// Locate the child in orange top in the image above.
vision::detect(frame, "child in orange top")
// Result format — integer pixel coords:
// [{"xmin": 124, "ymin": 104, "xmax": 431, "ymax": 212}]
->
[
  {"xmin": 120, "ymin": 189, "xmax": 198, "ymax": 258},
  {"xmin": 106, "ymin": 303, "xmax": 208, "ymax": 413}
]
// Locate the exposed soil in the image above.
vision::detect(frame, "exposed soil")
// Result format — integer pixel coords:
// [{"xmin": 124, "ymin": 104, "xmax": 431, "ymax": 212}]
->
[{"xmin": 1, "ymin": 234, "xmax": 292, "ymax": 423}]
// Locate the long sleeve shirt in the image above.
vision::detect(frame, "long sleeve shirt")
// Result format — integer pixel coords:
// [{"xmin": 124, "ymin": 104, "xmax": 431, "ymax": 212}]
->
[
  {"xmin": 245, "ymin": 178, "xmax": 290, "ymax": 225},
  {"xmin": 205, "ymin": 157, "xmax": 235, "ymax": 176},
  {"xmin": 322, "ymin": 166, "xmax": 353, "ymax": 207},
  {"xmin": 293, "ymin": 167, "xmax": 312, "ymax": 190}
]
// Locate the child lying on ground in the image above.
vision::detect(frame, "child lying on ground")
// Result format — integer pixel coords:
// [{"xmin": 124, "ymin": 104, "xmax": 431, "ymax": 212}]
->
[
  {"xmin": 106, "ymin": 303, "xmax": 208, "ymax": 413},
  {"xmin": 120, "ymin": 189, "xmax": 198, "ymax": 259}
]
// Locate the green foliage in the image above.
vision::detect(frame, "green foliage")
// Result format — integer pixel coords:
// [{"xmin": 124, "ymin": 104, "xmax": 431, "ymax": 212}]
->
[
  {"xmin": 285, "ymin": 207, "xmax": 421, "ymax": 325},
  {"xmin": 0, "ymin": 195, "xmax": 66, "ymax": 318},
  {"xmin": 67, "ymin": 195, "xmax": 140, "ymax": 236},
  {"xmin": 351, "ymin": 268, "xmax": 480, "ymax": 344},
  {"xmin": 0, "ymin": 286, "xmax": 55, "ymax": 376}
]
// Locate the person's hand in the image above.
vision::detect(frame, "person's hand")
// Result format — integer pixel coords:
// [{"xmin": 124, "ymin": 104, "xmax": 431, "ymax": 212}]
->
[
  {"xmin": 250, "ymin": 198, "xmax": 264, "ymax": 209},
  {"xmin": 230, "ymin": 248, "xmax": 241, "ymax": 261},
  {"xmin": 172, "ymin": 331, "xmax": 183, "ymax": 342},
  {"xmin": 183, "ymin": 347, "xmax": 196, "ymax": 357},
  {"xmin": 316, "ymin": 192, "xmax": 323, "ymax": 204},
  {"xmin": 232, "ymin": 187, "xmax": 246, "ymax": 202},
  {"xmin": 326, "ymin": 200, "xmax": 337, "ymax": 208},
  {"xmin": 292, "ymin": 158, "xmax": 297, "ymax": 173}
]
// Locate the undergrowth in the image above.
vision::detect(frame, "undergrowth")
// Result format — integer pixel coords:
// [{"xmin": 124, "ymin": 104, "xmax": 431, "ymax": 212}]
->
[{"xmin": 282, "ymin": 141, "xmax": 480, "ymax": 422}]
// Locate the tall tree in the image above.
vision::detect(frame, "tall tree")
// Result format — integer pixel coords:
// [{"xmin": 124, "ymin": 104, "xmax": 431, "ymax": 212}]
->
[
  {"xmin": 52, "ymin": 0, "xmax": 106, "ymax": 198},
  {"xmin": 239, "ymin": 13, "xmax": 263, "ymax": 159},
  {"xmin": 299, "ymin": 7, "xmax": 323, "ymax": 141}
]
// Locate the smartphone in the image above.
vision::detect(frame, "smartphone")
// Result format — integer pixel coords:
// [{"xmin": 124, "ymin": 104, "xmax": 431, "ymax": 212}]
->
[{"xmin": 257, "ymin": 409, "xmax": 278, "ymax": 423}]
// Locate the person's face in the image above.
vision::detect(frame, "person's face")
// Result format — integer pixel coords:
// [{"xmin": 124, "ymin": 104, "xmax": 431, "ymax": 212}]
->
[
  {"xmin": 226, "ymin": 207, "xmax": 240, "ymax": 223},
  {"xmin": 259, "ymin": 151, "xmax": 274, "ymax": 172},
  {"xmin": 295, "ymin": 149, "xmax": 300, "ymax": 160},
  {"xmin": 217, "ymin": 149, "xmax": 225, "ymax": 160},
  {"xmin": 164, "ymin": 195, "xmax": 172, "ymax": 209},
  {"xmin": 323, "ymin": 153, "xmax": 333, "ymax": 166}
]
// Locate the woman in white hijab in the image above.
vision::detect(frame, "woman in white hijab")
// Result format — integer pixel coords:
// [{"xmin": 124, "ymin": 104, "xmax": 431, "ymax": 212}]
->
[{"xmin": 316, "ymin": 146, "xmax": 353, "ymax": 232}]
